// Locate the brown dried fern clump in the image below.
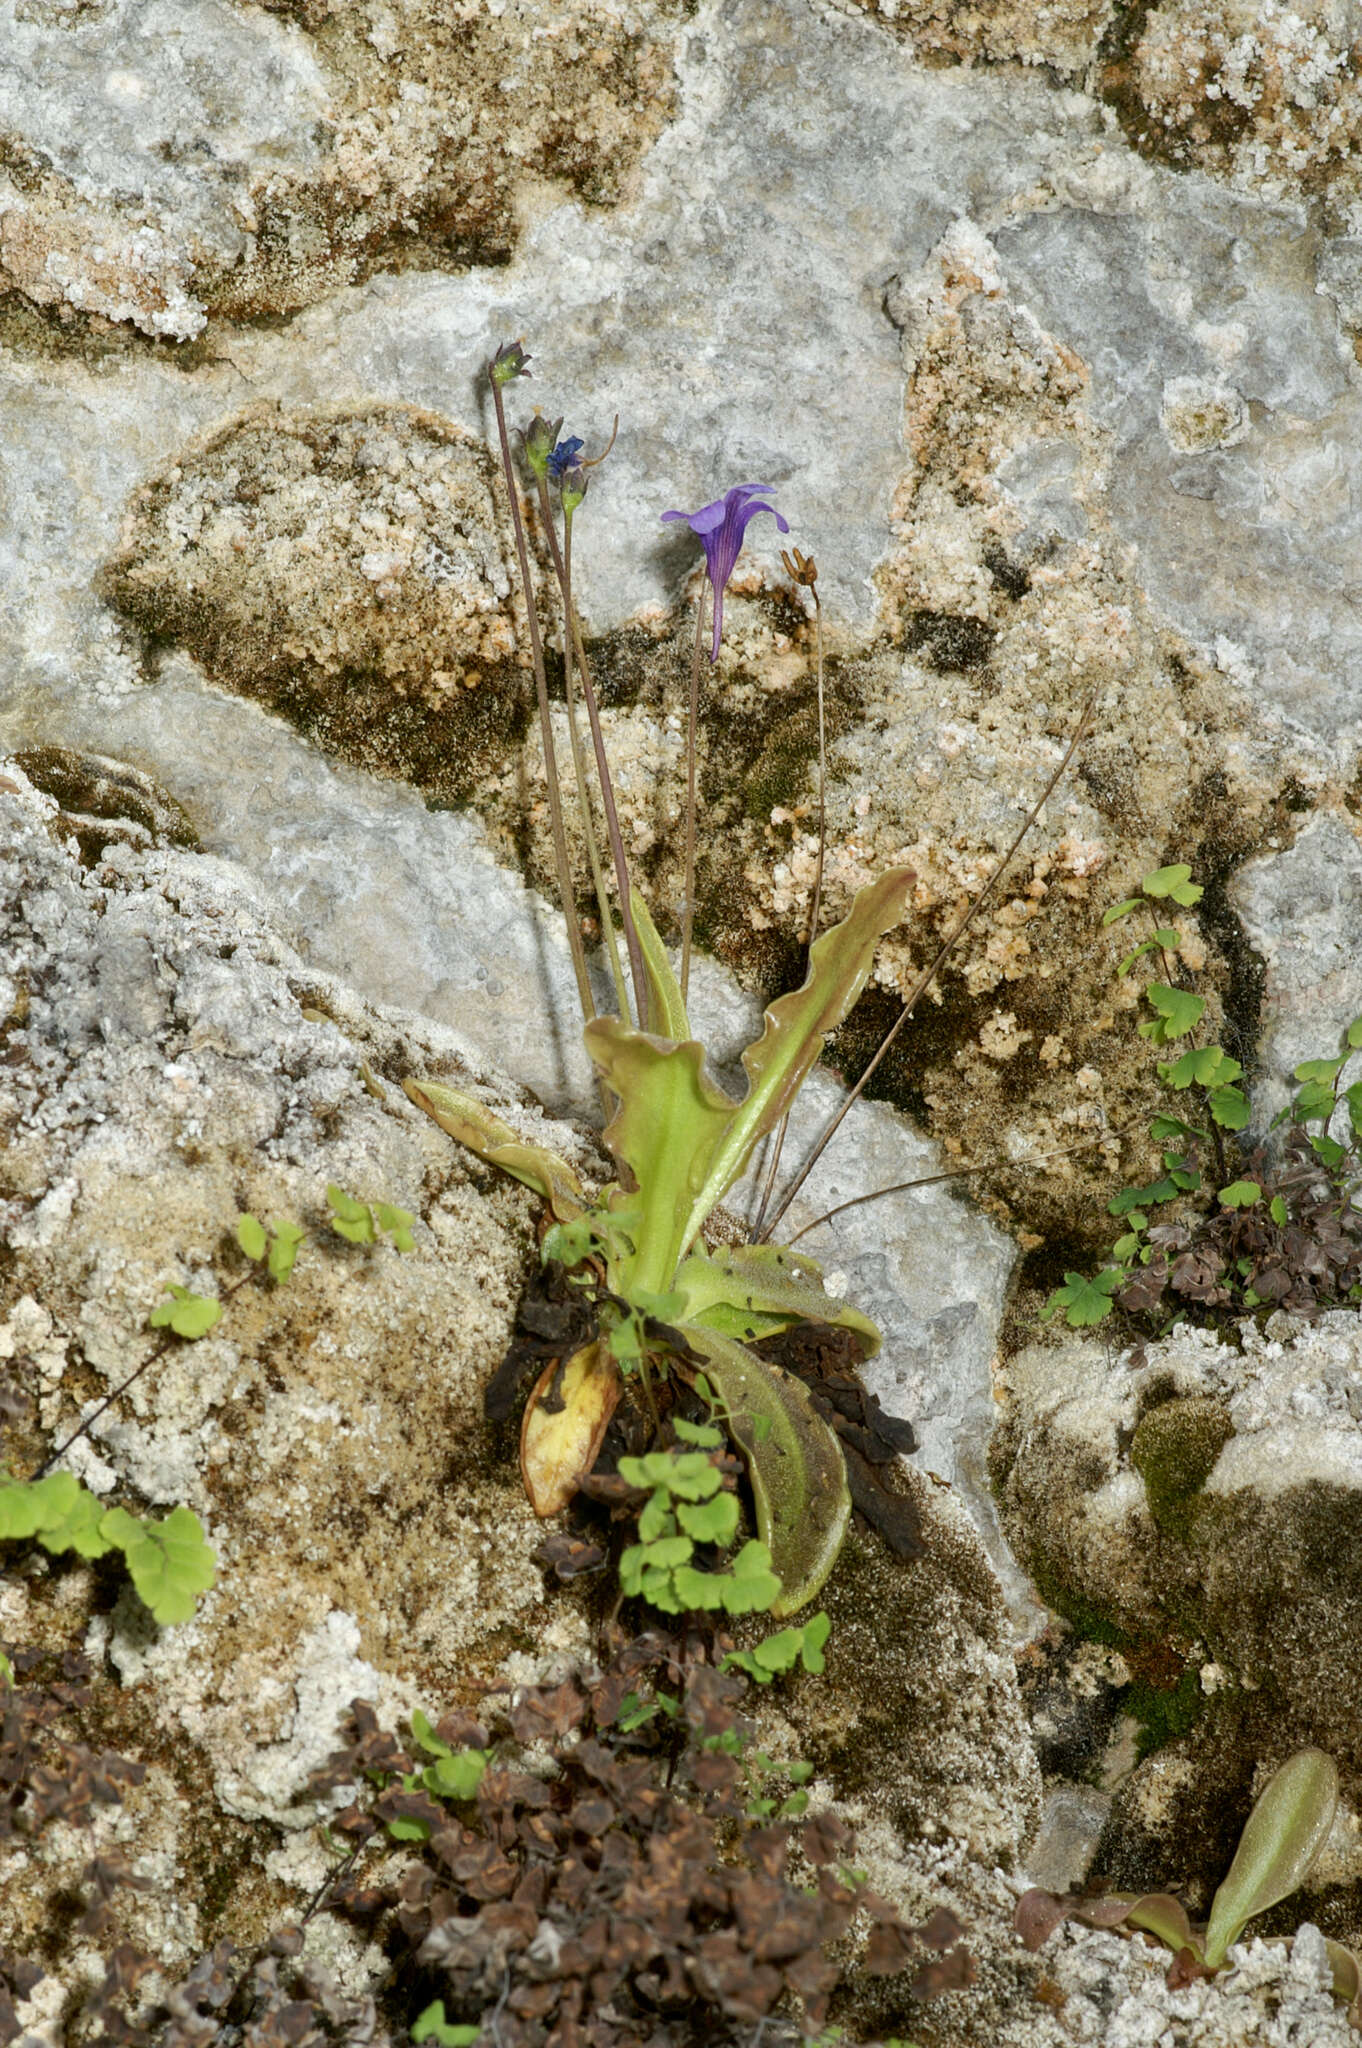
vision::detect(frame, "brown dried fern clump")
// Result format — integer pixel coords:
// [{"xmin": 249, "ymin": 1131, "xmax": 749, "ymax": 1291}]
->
[
  {"xmin": 0, "ymin": 1644, "xmax": 149, "ymax": 2045},
  {"xmin": 1117, "ymin": 1121, "xmax": 1362, "ymax": 1328},
  {"xmin": 308, "ymin": 1628, "xmax": 973, "ymax": 2047}
]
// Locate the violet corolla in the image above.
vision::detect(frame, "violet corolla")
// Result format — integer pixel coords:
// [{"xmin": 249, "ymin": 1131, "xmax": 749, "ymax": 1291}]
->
[{"xmin": 662, "ymin": 484, "xmax": 789, "ymax": 660}]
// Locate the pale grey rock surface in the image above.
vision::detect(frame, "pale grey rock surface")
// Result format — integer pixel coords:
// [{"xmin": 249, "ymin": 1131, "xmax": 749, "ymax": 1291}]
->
[{"xmin": 1231, "ymin": 809, "xmax": 1362, "ymax": 1126}]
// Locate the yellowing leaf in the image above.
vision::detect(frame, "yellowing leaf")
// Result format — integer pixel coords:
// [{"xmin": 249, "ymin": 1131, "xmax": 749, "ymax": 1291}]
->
[
  {"xmin": 404, "ymin": 1080, "xmax": 585, "ymax": 1222},
  {"xmin": 520, "ymin": 1340, "xmax": 622, "ymax": 1518},
  {"xmin": 1203, "ymin": 1748, "xmax": 1338, "ymax": 1968}
]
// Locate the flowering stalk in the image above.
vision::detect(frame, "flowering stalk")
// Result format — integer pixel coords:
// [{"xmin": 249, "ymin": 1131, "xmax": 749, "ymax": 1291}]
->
[
  {"xmin": 662, "ymin": 485, "xmax": 789, "ymax": 1001},
  {"xmin": 558, "ymin": 501, "xmax": 648, "ymax": 1026},
  {"xmin": 487, "ymin": 346, "xmax": 595, "ymax": 1028},
  {"xmin": 679, "ymin": 592, "xmax": 706, "ymax": 1002},
  {"xmin": 531, "ymin": 467, "xmax": 631, "ymax": 1025}
]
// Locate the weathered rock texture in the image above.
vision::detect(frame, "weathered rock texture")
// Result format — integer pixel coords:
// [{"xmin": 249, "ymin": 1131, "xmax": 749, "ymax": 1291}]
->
[
  {"xmin": 102, "ymin": 403, "xmax": 532, "ymax": 799},
  {"xmin": 993, "ymin": 1311, "xmax": 1362, "ymax": 1931},
  {"xmin": 4, "ymin": 0, "xmax": 1362, "ymax": 2035},
  {"xmin": 0, "ymin": 0, "xmax": 677, "ymax": 335}
]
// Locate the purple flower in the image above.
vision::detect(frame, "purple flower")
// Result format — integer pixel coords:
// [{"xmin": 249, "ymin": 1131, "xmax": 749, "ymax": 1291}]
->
[
  {"xmin": 661, "ymin": 484, "xmax": 790, "ymax": 660},
  {"xmin": 547, "ymin": 435, "xmax": 584, "ymax": 482}
]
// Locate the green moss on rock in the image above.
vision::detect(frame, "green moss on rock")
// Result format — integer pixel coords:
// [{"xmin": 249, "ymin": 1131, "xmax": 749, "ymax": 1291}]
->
[{"xmin": 1130, "ymin": 1396, "xmax": 1234, "ymax": 1541}]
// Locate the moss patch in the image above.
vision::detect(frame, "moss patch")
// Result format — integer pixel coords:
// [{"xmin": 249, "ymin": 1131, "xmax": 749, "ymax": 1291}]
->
[{"xmin": 1130, "ymin": 1395, "xmax": 1234, "ymax": 1541}]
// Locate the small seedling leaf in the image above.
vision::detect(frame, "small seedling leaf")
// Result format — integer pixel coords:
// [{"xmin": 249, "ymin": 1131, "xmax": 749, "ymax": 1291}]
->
[
  {"xmin": 387, "ymin": 1815, "xmax": 432, "ymax": 1842},
  {"xmin": 101, "ymin": 1504, "xmax": 216, "ymax": 1624},
  {"xmin": 1125, "ymin": 1894, "xmax": 1200, "ymax": 1959},
  {"xmin": 375, "ymin": 1201, "xmax": 416, "ymax": 1251},
  {"xmin": 1348, "ymin": 1016, "xmax": 1362, "ymax": 1050},
  {"xmin": 719, "ymin": 1539, "xmax": 783, "ymax": 1615},
  {"xmin": 638, "ymin": 1490, "xmax": 674, "ymax": 1543},
  {"xmin": 1118, "ymin": 938, "xmax": 1159, "ymax": 977},
  {"xmin": 268, "ymin": 1220, "xmax": 305, "ymax": 1283},
  {"xmin": 0, "ymin": 1470, "xmax": 114, "ymax": 1557},
  {"xmin": 671, "ymin": 1563, "xmax": 729, "ymax": 1610},
  {"xmin": 1142, "ymin": 863, "xmax": 1203, "ymax": 906},
  {"xmin": 1203, "ymin": 1749, "xmax": 1338, "ymax": 1968},
  {"xmin": 1217, "ymin": 1180, "xmax": 1261, "ymax": 1209},
  {"xmin": 1294, "ymin": 1079, "xmax": 1338, "ymax": 1120},
  {"xmin": 423, "ymin": 1750, "xmax": 489, "ymax": 1801},
  {"xmin": 752, "ymin": 1626, "xmax": 804, "ymax": 1675},
  {"xmin": 677, "ymin": 1492, "xmax": 740, "ymax": 1545},
  {"xmin": 1295, "ymin": 1057, "xmax": 1345, "ymax": 1087},
  {"xmin": 1139, "ymin": 985, "xmax": 1205, "ymax": 1041},
  {"xmin": 801, "ymin": 1610, "xmax": 831, "ymax": 1673},
  {"xmin": 1102, "ymin": 898, "xmax": 1142, "ymax": 926},
  {"xmin": 671, "ymin": 1415, "xmax": 724, "ymax": 1448},
  {"xmin": 327, "ymin": 1185, "xmax": 376, "ymax": 1245},
  {"xmin": 149, "ymin": 1284, "xmax": 222, "ymax": 1339},
  {"xmin": 1043, "ymin": 1271, "xmax": 1121, "ymax": 1327},
  {"xmin": 1209, "ymin": 1085, "xmax": 1250, "ymax": 1131},
  {"xmin": 412, "ymin": 2002, "xmax": 480, "ymax": 2047},
  {"xmin": 1159, "ymin": 1046, "xmax": 1239, "ymax": 1089},
  {"xmin": 410, "ymin": 1707, "xmax": 451, "ymax": 1758},
  {"xmin": 1150, "ymin": 1114, "xmax": 1203, "ymax": 1142},
  {"xmin": 236, "ymin": 1214, "xmax": 268, "ymax": 1261}
]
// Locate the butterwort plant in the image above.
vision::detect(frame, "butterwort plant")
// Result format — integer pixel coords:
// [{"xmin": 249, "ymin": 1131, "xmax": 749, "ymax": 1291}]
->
[{"xmin": 406, "ymin": 339, "xmax": 1088, "ymax": 1620}]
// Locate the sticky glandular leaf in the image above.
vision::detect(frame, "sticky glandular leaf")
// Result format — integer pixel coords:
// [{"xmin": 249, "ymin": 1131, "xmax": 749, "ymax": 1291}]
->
[
  {"xmin": 1203, "ymin": 1749, "xmax": 1338, "ymax": 1968},
  {"xmin": 684, "ymin": 1328, "xmax": 850, "ymax": 1616}
]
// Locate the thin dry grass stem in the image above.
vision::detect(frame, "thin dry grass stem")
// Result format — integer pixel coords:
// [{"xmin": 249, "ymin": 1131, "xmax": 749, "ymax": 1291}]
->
[
  {"xmin": 680, "ymin": 592, "xmax": 708, "ymax": 1003},
  {"xmin": 535, "ymin": 476, "xmax": 630, "ymax": 1024},
  {"xmin": 560, "ymin": 512, "xmax": 648, "ymax": 1026},
  {"xmin": 758, "ymin": 687, "xmax": 1099, "ymax": 1241},
  {"xmin": 752, "ymin": 550, "xmax": 824, "ymax": 1238},
  {"xmin": 489, "ymin": 367, "xmax": 595, "ymax": 1027},
  {"xmin": 783, "ymin": 1121, "xmax": 1134, "ymax": 1245}
]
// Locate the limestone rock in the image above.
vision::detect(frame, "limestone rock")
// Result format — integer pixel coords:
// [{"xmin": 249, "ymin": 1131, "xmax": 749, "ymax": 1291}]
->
[
  {"xmin": 101, "ymin": 402, "xmax": 533, "ymax": 800},
  {"xmin": 0, "ymin": 0, "xmax": 678, "ymax": 335}
]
